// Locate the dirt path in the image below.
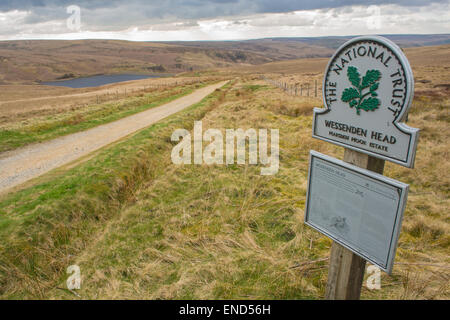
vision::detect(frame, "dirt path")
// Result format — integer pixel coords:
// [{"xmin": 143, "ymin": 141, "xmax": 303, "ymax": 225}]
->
[{"xmin": 0, "ymin": 81, "xmax": 227, "ymax": 194}]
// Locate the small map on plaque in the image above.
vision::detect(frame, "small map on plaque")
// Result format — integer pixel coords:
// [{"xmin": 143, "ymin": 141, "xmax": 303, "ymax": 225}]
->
[{"xmin": 304, "ymin": 151, "xmax": 408, "ymax": 273}]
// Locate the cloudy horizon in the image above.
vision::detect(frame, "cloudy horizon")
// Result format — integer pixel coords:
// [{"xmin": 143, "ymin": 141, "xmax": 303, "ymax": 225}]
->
[{"xmin": 0, "ymin": 0, "xmax": 449, "ymax": 41}]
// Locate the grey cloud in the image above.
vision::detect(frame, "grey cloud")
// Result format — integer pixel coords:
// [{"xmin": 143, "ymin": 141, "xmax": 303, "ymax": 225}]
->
[
  {"xmin": 0, "ymin": 0, "xmax": 448, "ymax": 34},
  {"xmin": 1, "ymin": 1, "xmax": 448, "ymax": 17}
]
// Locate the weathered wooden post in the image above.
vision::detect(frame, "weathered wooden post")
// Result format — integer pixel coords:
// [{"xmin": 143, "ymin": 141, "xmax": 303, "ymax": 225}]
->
[
  {"xmin": 305, "ymin": 36, "xmax": 419, "ymax": 300},
  {"xmin": 326, "ymin": 149, "xmax": 385, "ymax": 299},
  {"xmin": 315, "ymin": 79, "xmax": 318, "ymax": 97}
]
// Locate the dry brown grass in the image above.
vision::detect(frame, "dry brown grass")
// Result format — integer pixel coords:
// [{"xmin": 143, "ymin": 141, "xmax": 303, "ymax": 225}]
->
[
  {"xmin": 0, "ymin": 76, "xmax": 224, "ymax": 126},
  {"xmin": 234, "ymin": 57, "xmax": 328, "ymax": 75},
  {"xmin": 0, "ymin": 40, "xmax": 263, "ymax": 84},
  {"xmin": 1, "ymin": 44, "xmax": 449, "ymax": 300},
  {"xmin": 0, "ymin": 82, "xmax": 231, "ymax": 299},
  {"xmin": 236, "ymin": 44, "xmax": 450, "ymax": 104},
  {"xmin": 43, "ymin": 73, "xmax": 448, "ymax": 299}
]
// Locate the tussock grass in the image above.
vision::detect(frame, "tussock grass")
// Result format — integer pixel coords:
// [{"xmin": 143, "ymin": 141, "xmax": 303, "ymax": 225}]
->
[
  {"xmin": 268, "ymin": 98, "xmax": 315, "ymax": 117},
  {"xmin": 0, "ymin": 82, "xmax": 230, "ymax": 298},
  {"xmin": 0, "ymin": 82, "xmax": 212, "ymax": 153},
  {"xmin": 1, "ymin": 74, "xmax": 449, "ymax": 299},
  {"xmin": 47, "ymin": 81, "xmax": 330, "ymax": 299},
  {"xmin": 49, "ymin": 79, "xmax": 447, "ymax": 300}
]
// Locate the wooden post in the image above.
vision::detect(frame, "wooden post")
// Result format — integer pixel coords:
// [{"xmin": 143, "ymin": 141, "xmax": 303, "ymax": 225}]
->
[
  {"xmin": 315, "ymin": 80, "xmax": 318, "ymax": 97},
  {"xmin": 325, "ymin": 148, "xmax": 385, "ymax": 300}
]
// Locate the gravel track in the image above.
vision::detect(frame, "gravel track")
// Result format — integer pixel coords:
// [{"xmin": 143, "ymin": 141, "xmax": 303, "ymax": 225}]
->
[{"xmin": 0, "ymin": 81, "xmax": 227, "ymax": 194}]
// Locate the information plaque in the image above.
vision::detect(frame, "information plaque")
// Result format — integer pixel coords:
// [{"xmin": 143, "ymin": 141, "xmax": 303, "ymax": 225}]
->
[{"xmin": 304, "ymin": 151, "xmax": 408, "ymax": 273}]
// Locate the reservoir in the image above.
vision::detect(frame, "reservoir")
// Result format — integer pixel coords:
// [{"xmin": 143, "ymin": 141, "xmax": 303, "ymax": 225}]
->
[{"xmin": 43, "ymin": 74, "xmax": 160, "ymax": 88}]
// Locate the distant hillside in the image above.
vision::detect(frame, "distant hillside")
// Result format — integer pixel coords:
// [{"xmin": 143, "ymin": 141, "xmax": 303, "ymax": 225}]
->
[
  {"xmin": 163, "ymin": 34, "xmax": 450, "ymax": 55},
  {"xmin": 0, "ymin": 34, "xmax": 448, "ymax": 84},
  {"xmin": 232, "ymin": 44, "xmax": 450, "ymax": 77},
  {"xmin": 0, "ymin": 40, "xmax": 273, "ymax": 84},
  {"xmin": 0, "ymin": 38, "xmax": 337, "ymax": 84},
  {"xmin": 160, "ymin": 39, "xmax": 335, "ymax": 60},
  {"xmin": 264, "ymin": 34, "xmax": 450, "ymax": 49}
]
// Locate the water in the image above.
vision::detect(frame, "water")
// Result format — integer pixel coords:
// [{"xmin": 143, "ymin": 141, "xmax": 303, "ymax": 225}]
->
[{"xmin": 42, "ymin": 74, "xmax": 160, "ymax": 88}]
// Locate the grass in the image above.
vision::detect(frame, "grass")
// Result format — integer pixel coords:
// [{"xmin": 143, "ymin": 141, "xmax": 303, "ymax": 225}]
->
[
  {"xmin": 46, "ymin": 79, "xmax": 448, "ymax": 300},
  {"xmin": 44, "ymin": 81, "xmax": 326, "ymax": 300},
  {"xmin": 0, "ymin": 72, "xmax": 448, "ymax": 299},
  {"xmin": 0, "ymin": 82, "xmax": 212, "ymax": 153},
  {"xmin": 0, "ymin": 82, "xmax": 230, "ymax": 298}
]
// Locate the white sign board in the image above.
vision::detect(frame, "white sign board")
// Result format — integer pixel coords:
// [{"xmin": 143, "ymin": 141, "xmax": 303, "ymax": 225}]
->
[
  {"xmin": 304, "ymin": 151, "xmax": 408, "ymax": 273},
  {"xmin": 313, "ymin": 36, "xmax": 419, "ymax": 168}
]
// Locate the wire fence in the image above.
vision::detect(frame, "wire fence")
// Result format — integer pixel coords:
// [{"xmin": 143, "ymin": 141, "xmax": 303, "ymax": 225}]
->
[
  {"xmin": 93, "ymin": 77, "xmax": 213, "ymax": 104},
  {"xmin": 261, "ymin": 75, "xmax": 321, "ymax": 98}
]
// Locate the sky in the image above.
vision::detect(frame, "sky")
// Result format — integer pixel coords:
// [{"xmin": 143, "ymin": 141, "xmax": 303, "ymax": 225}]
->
[{"xmin": 0, "ymin": 0, "xmax": 449, "ymax": 41}]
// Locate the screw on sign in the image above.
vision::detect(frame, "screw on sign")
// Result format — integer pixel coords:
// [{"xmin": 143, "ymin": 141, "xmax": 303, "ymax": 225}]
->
[{"xmin": 305, "ymin": 36, "xmax": 419, "ymax": 300}]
